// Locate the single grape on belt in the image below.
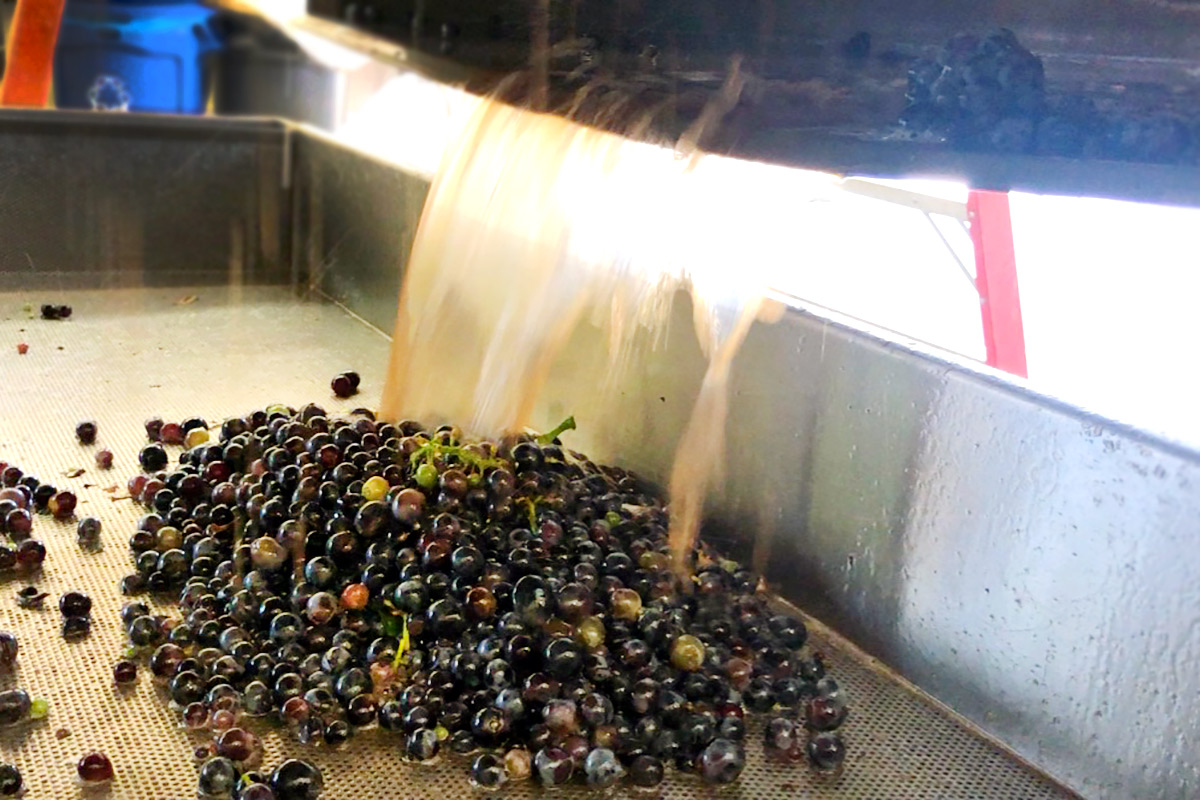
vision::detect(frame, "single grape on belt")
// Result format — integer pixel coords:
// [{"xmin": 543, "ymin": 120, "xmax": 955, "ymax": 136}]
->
[
  {"xmin": 107, "ymin": 404, "xmax": 848, "ymax": 794},
  {"xmin": 0, "ymin": 763, "xmax": 22, "ymax": 795},
  {"xmin": 330, "ymin": 371, "xmax": 361, "ymax": 399}
]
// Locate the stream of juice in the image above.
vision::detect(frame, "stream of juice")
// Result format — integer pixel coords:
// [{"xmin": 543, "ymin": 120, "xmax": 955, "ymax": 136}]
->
[{"xmin": 379, "ymin": 94, "xmax": 836, "ymax": 575}]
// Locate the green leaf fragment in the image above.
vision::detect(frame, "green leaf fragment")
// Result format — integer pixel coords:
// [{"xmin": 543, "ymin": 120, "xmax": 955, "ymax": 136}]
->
[
  {"xmin": 518, "ymin": 497, "xmax": 538, "ymax": 530},
  {"xmin": 29, "ymin": 698, "xmax": 49, "ymax": 719},
  {"xmin": 392, "ymin": 614, "xmax": 411, "ymax": 669}
]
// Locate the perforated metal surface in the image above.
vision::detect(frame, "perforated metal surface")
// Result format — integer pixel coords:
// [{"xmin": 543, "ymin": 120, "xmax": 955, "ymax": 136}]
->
[{"xmin": 0, "ymin": 286, "xmax": 1072, "ymax": 798}]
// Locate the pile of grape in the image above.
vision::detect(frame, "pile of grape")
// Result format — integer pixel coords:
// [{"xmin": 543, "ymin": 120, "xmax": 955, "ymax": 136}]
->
[
  {"xmin": 120, "ymin": 404, "xmax": 849, "ymax": 797},
  {"xmin": 901, "ymin": 28, "xmax": 1194, "ymax": 163},
  {"xmin": 0, "ymin": 464, "xmax": 53, "ymax": 574}
]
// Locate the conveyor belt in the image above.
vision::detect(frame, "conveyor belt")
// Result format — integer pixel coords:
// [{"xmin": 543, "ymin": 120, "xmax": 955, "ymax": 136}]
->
[{"xmin": 0, "ymin": 286, "xmax": 1073, "ymax": 798}]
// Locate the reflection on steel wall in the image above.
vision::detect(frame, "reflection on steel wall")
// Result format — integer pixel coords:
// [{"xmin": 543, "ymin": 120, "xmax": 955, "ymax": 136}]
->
[
  {"xmin": 296, "ymin": 131, "xmax": 1200, "ymax": 799},
  {"xmin": 291, "ymin": 131, "xmax": 427, "ymax": 317},
  {"xmin": 716, "ymin": 307, "xmax": 1200, "ymax": 798},
  {"xmin": 305, "ymin": 0, "xmax": 1200, "ymax": 68}
]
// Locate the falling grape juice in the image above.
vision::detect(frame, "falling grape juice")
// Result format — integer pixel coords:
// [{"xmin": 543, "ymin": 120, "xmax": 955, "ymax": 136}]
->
[{"xmin": 380, "ymin": 95, "xmax": 836, "ymax": 575}]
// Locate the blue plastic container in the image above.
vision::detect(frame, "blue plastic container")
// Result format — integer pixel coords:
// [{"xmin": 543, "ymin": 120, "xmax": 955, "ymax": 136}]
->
[{"xmin": 54, "ymin": 0, "xmax": 220, "ymax": 114}]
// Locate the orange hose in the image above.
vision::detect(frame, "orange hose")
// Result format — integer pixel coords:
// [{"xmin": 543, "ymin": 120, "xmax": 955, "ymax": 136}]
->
[{"xmin": 1, "ymin": 0, "xmax": 68, "ymax": 107}]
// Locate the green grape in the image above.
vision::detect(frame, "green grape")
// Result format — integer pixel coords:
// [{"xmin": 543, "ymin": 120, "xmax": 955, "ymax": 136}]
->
[
  {"xmin": 415, "ymin": 463, "xmax": 439, "ymax": 490},
  {"xmin": 29, "ymin": 698, "xmax": 49, "ymax": 719}
]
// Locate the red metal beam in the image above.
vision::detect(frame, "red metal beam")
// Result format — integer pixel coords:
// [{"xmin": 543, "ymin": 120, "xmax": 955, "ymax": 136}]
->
[{"xmin": 968, "ymin": 190, "xmax": 1027, "ymax": 378}]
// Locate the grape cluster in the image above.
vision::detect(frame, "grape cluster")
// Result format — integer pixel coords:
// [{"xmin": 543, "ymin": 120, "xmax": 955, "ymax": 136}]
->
[
  {"xmin": 0, "ymin": 462, "xmax": 52, "ymax": 572},
  {"xmin": 119, "ymin": 404, "xmax": 849, "ymax": 795},
  {"xmin": 330, "ymin": 372, "xmax": 361, "ymax": 400},
  {"xmin": 145, "ymin": 417, "xmax": 212, "ymax": 451},
  {"xmin": 901, "ymin": 29, "xmax": 1046, "ymax": 153},
  {"xmin": 901, "ymin": 28, "xmax": 1194, "ymax": 163},
  {"xmin": 39, "ymin": 304, "xmax": 72, "ymax": 321}
]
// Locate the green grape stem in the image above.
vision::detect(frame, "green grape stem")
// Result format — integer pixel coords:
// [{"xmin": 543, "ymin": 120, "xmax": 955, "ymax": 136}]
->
[
  {"xmin": 518, "ymin": 497, "xmax": 539, "ymax": 530},
  {"xmin": 536, "ymin": 416, "xmax": 577, "ymax": 445},
  {"xmin": 409, "ymin": 440, "xmax": 505, "ymax": 473}
]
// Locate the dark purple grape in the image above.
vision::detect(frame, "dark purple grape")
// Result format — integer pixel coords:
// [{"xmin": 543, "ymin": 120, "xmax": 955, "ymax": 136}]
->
[
  {"xmin": 77, "ymin": 517, "xmax": 102, "ymax": 548},
  {"xmin": 470, "ymin": 706, "xmax": 509, "ymax": 745},
  {"xmin": 113, "ymin": 660, "xmax": 138, "ymax": 686},
  {"xmin": 59, "ymin": 591, "xmax": 91, "ymax": 617},
  {"xmin": 406, "ymin": 728, "xmax": 440, "ymax": 761},
  {"xmin": 139, "ymin": 445, "xmax": 168, "ymax": 472},
  {"xmin": 14, "ymin": 540, "xmax": 44, "ymax": 571},
  {"xmin": 628, "ymin": 754, "xmax": 664, "ymax": 787},
  {"xmin": 698, "ymin": 738, "xmax": 745, "ymax": 784},
  {"xmin": 718, "ymin": 715, "xmax": 746, "ymax": 741},
  {"xmin": 542, "ymin": 698, "xmax": 578, "ymax": 734},
  {"xmin": 543, "ymin": 637, "xmax": 583, "ymax": 679},
  {"xmin": 764, "ymin": 716, "xmax": 798, "ymax": 753},
  {"xmin": 270, "ymin": 759, "xmax": 323, "ymax": 800},
  {"xmin": 0, "ymin": 691, "xmax": 29, "ymax": 726},
  {"xmin": 197, "ymin": 756, "xmax": 238, "ymax": 796},
  {"xmin": 331, "ymin": 374, "xmax": 356, "ymax": 399},
  {"xmin": 743, "ymin": 677, "xmax": 774, "ymax": 712},
  {"xmin": 61, "ymin": 615, "xmax": 90, "ymax": 642},
  {"xmin": 217, "ymin": 727, "xmax": 259, "ymax": 763},
  {"xmin": 579, "ymin": 693, "xmax": 613, "ymax": 727},
  {"xmin": 0, "ymin": 763, "xmax": 23, "ymax": 795},
  {"xmin": 470, "ymin": 753, "xmax": 505, "ymax": 788},
  {"xmin": 534, "ymin": 746, "xmax": 572, "ymax": 786},
  {"xmin": 240, "ymin": 783, "xmax": 276, "ymax": 800},
  {"xmin": 583, "ymin": 747, "xmax": 624, "ymax": 788},
  {"xmin": 76, "ymin": 752, "xmax": 114, "ymax": 784},
  {"xmin": 806, "ymin": 696, "xmax": 848, "ymax": 731},
  {"xmin": 3, "ymin": 510, "xmax": 29, "ymax": 541},
  {"xmin": 807, "ymin": 732, "xmax": 847, "ymax": 770},
  {"xmin": 449, "ymin": 728, "xmax": 477, "ymax": 754},
  {"xmin": 75, "ymin": 421, "xmax": 97, "ymax": 445},
  {"xmin": 0, "ymin": 634, "xmax": 16, "ymax": 669}
]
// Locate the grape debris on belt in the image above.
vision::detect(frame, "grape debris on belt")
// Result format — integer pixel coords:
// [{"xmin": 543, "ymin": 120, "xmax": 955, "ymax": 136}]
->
[
  {"xmin": 39, "ymin": 304, "xmax": 72, "ymax": 321},
  {"xmin": 75, "ymin": 421, "xmax": 97, "ymax": 445}
]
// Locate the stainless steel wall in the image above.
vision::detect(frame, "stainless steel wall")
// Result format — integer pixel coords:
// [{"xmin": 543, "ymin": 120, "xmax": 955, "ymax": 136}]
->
[
  {"xmin": 294, "ymin": 131, "xmax": 1200, "ymax": 799},
  {"xmin": 717, "ymin": 306, "xmax": 1200, "ymax": 799},
  {"xmin": 0, "ymin": 111, "xmax": 292, "ymax": 290},
  {"xmin": 290, "ymin": 131, "xmax": 426, "ymax": 317}
]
